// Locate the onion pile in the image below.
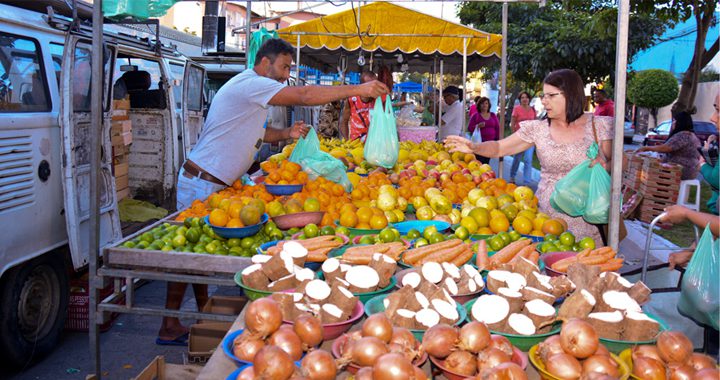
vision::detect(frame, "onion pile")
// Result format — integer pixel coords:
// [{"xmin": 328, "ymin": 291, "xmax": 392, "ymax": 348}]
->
[
  {"xmin": 631, "ymin": 331, "xmax": 718, "ymax": 380},
  {"xmin": 234, "ymin": 298, "xmax": 323, "ymax": 364},
  {"xmin": 421, "ymin": 322, "xmax": 525, "ymax": 378},
  {"xmin": 537, "ymin": 319, "xmax": 619, "ymax": 380}
]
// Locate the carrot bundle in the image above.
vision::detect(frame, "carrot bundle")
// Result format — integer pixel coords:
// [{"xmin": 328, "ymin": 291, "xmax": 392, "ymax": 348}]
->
[{"xmin": 550, "ymin": 246, "xmax": 623, "ymax": 273}]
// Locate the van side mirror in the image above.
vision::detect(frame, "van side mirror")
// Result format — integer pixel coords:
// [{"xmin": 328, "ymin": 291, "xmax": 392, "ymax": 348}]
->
[{"xmin": 120, "ymin": 65, "xmax": 138, "ymax": 72}]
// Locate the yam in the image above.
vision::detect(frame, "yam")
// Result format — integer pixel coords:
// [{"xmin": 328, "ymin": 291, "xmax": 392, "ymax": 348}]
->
[
  {"xmin": 251, "ymin": 255, "xmax": 272, "ymax": 264},
  {"xmin": 292, "ymin": 303, "xmax": 318, "ymax": 320},
  {"xmin": 295, "ymin": 279, "xmax": 310, "ymax": 294},
  {"xmin": 528, "ymin": 271, "xmax": 554, "ymax": 293},
  {"xmin": 282, "ymin": 241, "xmax": 308, "ymax": 267},
  {"xmin": 304, "ymin": 279, "xmax": 332, "ymax": 304},
  {"xmin": 345, "ymin": 265, "xmax": 380, "ymax": 293},
  {"xmin": 432, "ymin": 298, "xmax": 460, "ymax": 325},
  {"xmin": 384, "ymin": 285, "xmax": 413, "ymax": 317},
  {"xmin": 486, "ymin": 270, "xmax": 511, "ymax": 294},
  {"xmin": 401, "ymin": 271, "xmax": 422, "ymax": 289},
  {"xmin": 411, "ymin": 291, "xmax": 429, "ymax": 311},
  {"xmin": 558, "ymin": 289, "xmax": 596, "ymax": 320},
  {"xmin": 241, "ymin": 264, "xmax": 269, "ymax": 290},
  {"xmin": 567, "ymin": 263, "xmax": 601, "ymax": 293},
  {"xmin": 421, "ymin": 262, "xmax": 444, "ymax": 284},
  {"xmin": 523, "ymin": 299, "xmax": 556, "ymax": 332},
  {"xmin": 457, "ymin": 270, "xmax": 477, "ymax": 294},
  {"xmin": 505, "ymin": 273, "xmax": 527, "ymax": 292},
  {"xmin": 369, "ymin": 253, "xmax": 396, "ymax": 288},
  {"xmin": 393, "ymin": 309, "xmax": 418, "ymax": 329},
  {"xmin": 602, "ymin": 272, "xmax": 633, "ymax": 292},
  {"xmin": 271, "ymin": 292, "xmax": 304, "ymax": 320},
  {"xmin": 268, "ymin": 273, "xmax": 298, "ymax": 292},
  {"xmin": 471, "ymin": 295, "xmax": 510, "ymax": 332},
  {"xmin": 327, "ymin": 283, "xmax": 357, "ymax": 316},
  {"xmin": 321, "ymin": 258, "xmax": 343, "ymax": 285},
  {"xmin": 549, "ymin": 276, "xmax": 575, "ymax": 298},
  {"xmin": 497, "ymin": 287, "xmax": 524, "ymax": 314},
  {"xmin": 596, "ymin": 291, "xmax": 641, "ymax": 313},
  {"xmin": 415, "ymin": 308, "xmax": 441, "ymax": 329},
  {"xmin": 442, "ymin": 277, "xmax": 459, "ymax": 296},
  {"xmin": 508, "ymin": 313, "xmax": 537, "ymax": 336},
  {"xmin": 295, "ymin": 268, "xmax": 315, "ymax": 283},
  {"xmin": 320, "ymin": 303, "xmax": 346, "ymax": 324},
  {"xmin": 521, "ymin": 286, "xmax": 556, "ymax": 305},
  {"xmin": 587, "ymin": 311, "xmax": 624, "ymax": 340},
  {"xmin": 621, "ymin": 311, "xmax": 660, "ymax": 341},
  {"xmin": 261, "ymin": 250, "xmax": 296, "ymax": 281},
  {"xmin": 442, "ymin": 262, "xmax": 461, "ymax": 279},
  {"xmin": 628, "ymin": 281, "xmax": 651, "ymax": 306},
  {"xmin": 416, "ymin": 280, "xmax": 441, "ymax": 300},
  {"xmin": 515, "ymin": 257, "xmax": 540, "ymax": 279}
]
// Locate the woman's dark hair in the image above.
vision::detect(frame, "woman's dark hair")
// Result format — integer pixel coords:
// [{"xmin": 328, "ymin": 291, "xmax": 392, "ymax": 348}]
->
[
  {"xmin": 255, "ymin": 38, "xmax": 295, "ymax": 65},
  {"xmin": 543, "ymin": 69, "xmax": 585, "ymax": 123},
  {"xmin": 518, "ymin": 91, "xmax": 531, "ymax": 101},
  {"xmin": 669, "ymin": 111, "xmax": 694, "ymax": 139},
  {"xmin": 478, "ymin": 97, "xmax": 491, "ymax": 111},
  {"xmin": 474, "ymin": 96, "xmax": 481, "ymax": 104}
]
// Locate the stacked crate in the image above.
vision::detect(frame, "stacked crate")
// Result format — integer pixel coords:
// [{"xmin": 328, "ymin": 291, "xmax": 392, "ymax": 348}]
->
[
  {"xmin": 111, "ymin": 98, "xmax": 132, "ymax": 200},
  {"xmin": 623, "ymin": 153, "xmax": 682, "ymax": 224}
]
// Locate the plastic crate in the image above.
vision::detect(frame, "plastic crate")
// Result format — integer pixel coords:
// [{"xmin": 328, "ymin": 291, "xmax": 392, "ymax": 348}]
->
[{"xmin": 65, "ymin": 278, "xmax": 124, "ymax": 332}]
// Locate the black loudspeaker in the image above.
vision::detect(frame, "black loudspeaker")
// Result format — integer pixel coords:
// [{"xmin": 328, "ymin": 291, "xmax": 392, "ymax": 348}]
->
[{"xmin": 217, "ymin": 16, "xmax": 226, "ymax": 52}]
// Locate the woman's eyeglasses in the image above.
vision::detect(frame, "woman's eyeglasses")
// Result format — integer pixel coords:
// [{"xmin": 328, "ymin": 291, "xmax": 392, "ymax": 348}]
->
[{"xmin": 540, "ymin": 92, "xmax": 563, "ymax": 100}]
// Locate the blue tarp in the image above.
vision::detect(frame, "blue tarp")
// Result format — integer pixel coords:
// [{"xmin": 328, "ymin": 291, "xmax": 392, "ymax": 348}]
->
[{"xmin": 393, "ymin": 81, "xmax": 424, "ymax": 93}]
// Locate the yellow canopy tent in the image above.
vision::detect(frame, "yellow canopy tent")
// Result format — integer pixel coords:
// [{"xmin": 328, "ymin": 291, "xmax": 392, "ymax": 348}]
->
[{"xmin": 276, "ymin": 2, "xmax": 501, "ymax": 73}]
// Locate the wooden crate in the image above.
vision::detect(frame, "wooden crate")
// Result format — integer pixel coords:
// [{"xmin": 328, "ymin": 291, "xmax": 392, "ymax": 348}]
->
[{"xmin": 130, "ymin": 356, "xmax": 201, "ymax": 380}]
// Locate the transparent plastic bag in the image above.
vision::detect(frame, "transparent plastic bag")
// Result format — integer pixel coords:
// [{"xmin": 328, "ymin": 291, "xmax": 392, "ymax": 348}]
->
[
  {"xmin": 364, "ymin": 99, "xmax": 399, "ymax": 168},
  {"xmin": 470, "ymin": 127, "xmax": 483, "ymax": 144},
  {"xmin": 678, "ymin": 225, "xmax": 719, "ymax": 330},
  {"xmin": 583, "ymin": 164, "xmax": 611, "ymax": 224},
  {"xmin": 289, "ymin": 128, "xmax": 352, "ymax": 191},
  {"xmin": 396, "ymin": 104, "xmax": 421, "ymax": 128},
  {"xmin": 550, "ymin": 142, "xmax": 600, "ymax": 217}
]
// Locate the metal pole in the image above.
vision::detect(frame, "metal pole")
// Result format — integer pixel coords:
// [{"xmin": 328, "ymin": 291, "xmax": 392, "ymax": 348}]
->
[
  {"xmin": 439, "ymin": 59, "xmax": 444, "ymax": 141},
  {"xmin": 296, "ymin": 34, "xmax": 301, "ymax": 84},
  {"xmin": 462, "ymin": 37, "xmax": 467, "ymax": 135},
  {"xmin": 246, "ymin": 1, "xmax": 251, "ymax": 53},
  {"xmin": 609, "ymin": 0, "xmax": 630, "ymax": 250},
  {"xmin": 89, "ymin": 0, "xmax": 103, "ymax": 377},
  {"xmin": 498, "ymin": 1, "xmax": 508, "ymax": 175}
]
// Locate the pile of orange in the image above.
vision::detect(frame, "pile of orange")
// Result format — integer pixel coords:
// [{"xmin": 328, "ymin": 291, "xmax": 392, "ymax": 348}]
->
[
  {"xmin": 262, "ymin": 160, "xmax": 308, "ymax": 185},
  {"xmin": 338, "ymin": 204, "xmax": 389, "ymax": 230},
  {"xmin": 478, "ymin": 178, "xmax": 517, "ymax": 198}
]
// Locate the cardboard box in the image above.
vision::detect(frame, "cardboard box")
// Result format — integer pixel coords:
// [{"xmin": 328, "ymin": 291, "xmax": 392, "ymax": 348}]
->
[
  {"xmin": 111, "ymin": 131, "xmax": 132, "ymax": 146},
  {"xmin": 113, "ymin": 98, "xmax": 130, "ymax": 110},
  {"xmin": 111, "ymin": 109, "xmax": 129, "ymax": 121},
  {"xmin": 188, "ymin": 323, "xmax": 233, "ymax": 363},
  {"xmin": 128, "ymin": 356, "xmax": 201, "ymax": 380},
  {"xmin": 201, "ymin": 296, "xmax": 248, "ymax": 318},
  {"xmin": 115, "ymin": 174, "xmax": 128, "ymax": 190},
  {"xmin": 114, "ymin": 162, "xmax": 128, "ymax": 177},
  {"xmin": 111, "ymin": 120, "xmax": 132, "ymax": 134},
  {"xmin": 116, "ymin": 187, "xmax": 129, "ymax": 200}
]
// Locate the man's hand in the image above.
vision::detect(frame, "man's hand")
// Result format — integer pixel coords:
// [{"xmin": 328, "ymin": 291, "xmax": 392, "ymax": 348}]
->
[
  {"xmin": 358, "ymin": 80, "xmax": 389, "ymax": 98},
  {"xmin": 444, "ymin": 135, "xmax": 474, "ymax": 154},
  {"xmin": 668, "ymin": 249, "xmax": 693, "ymax": 270},
  {"xmin": 288, "ymin": 121, "xmax": 310, "ymax": 139},
  {"xmin": 660, "ymin": 205, "xmax": 690, "ymax": 224}
]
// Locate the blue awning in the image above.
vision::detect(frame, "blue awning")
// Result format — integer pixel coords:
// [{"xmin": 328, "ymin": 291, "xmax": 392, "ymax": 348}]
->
[{"xmin": 393, "ymin": 81, "xmax": 424, "ymax": 93}]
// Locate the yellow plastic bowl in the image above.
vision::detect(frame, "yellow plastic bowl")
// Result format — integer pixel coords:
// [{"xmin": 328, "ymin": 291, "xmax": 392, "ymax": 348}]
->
[{"xmin": 528, "ymin": 344, "xmax": 631, "ymax": 380}]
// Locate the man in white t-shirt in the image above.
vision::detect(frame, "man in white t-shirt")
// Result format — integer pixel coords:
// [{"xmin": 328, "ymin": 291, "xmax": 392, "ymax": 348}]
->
[
  {"xmin": 158, "ymin": 38, "xmax": 388, "ymax": 346},
  {"xmin": 439, "ymin": 86, "xmax": 463, "ymax": 141}
]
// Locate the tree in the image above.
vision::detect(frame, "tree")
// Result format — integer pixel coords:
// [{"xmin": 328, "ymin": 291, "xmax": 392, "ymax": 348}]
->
[
  {"xmin": 457, "ymin": 0, "xmax": 665, "ymax": 124},
  {"xmin": 627, "ymin": 69, "xmax": 679, "ymax": 129}
]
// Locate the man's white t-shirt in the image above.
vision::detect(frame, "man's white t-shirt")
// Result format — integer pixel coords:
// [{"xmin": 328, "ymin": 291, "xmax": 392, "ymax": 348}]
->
[
  {"xmin": 439, "ymin": 100, "xmax": 463, "ymax": 140},
  {"xmin": 188, "ymin": 69, "xmax": 285, "ymax": 185}
]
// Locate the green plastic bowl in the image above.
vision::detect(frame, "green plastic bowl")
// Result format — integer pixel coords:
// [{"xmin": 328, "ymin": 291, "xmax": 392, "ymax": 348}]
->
[
  {"xmin": 464, "ymin": 298, "xmax": 561, "ymax": 352},
  {"xmin": 317, "ymin": 272, "xmax": 397, "ymax": 304},
  {"xmin": 234, "ymin": 272, "xmax": 273, "ymax": 300},
  {"xmin": 333, "ymin": 220, "xmax": 381, "ymax": 236},
  {"xmin": 470, "ymin": 234, "xmax": 494, "ymax": 241},
  {"xmin": 364, "ymin": 293, "xmax": 467, "ymax": 342},
  {"xmin": 327, "ymin": 244, "xmax": 367, "ymax": 259},
  {"xmin": 599, "ymin": 312, "xmax": 669, "ymax": 354}
]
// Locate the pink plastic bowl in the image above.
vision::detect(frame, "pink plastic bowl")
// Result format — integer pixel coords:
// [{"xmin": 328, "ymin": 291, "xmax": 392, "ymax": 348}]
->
[
  {"xmin": 282, "ymin": 300, "xmax": 364, "ymax": 340},
  {"xmin": 540, "ymin": 251, "xmax": 578, "ymax": 277}
]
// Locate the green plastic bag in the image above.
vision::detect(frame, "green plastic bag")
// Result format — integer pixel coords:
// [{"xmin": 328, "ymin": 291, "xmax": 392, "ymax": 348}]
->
[
  {"xmin": 247, "ymin": 28, "xmax": 279, "ymax": 69},
  {"xmin": 103, "ymin": 0, "xmax": 179, "ymax": 20},
  {"xmin": 363, "ymin": 98, "xmax": 399, "ymax": 168},
  {"xmin": 289, "ymin": 128, "xmax": 352, "ymax": 191},
  {"xmin": 583, "ymin": 162, "xmax": 611, "ymax": 224},
  {"xmin": 678, "ymin": 225, "xmax": 719, "ymax": 330},
  {"xmin": 549, "ymin": 144, "xmax": 598, "ymax": 217}
]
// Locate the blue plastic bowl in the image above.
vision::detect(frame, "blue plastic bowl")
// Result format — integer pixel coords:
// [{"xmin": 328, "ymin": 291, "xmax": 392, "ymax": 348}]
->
[
  {"xmin": 223, "ymin": 329, "xmax": 252, "ymax": 365},
  {"xmin": 264, "ymin": 183, "xmax": 303, "ymax": 195},
  {"xmin": 256, "ymin": 240, "xmax": 322, "ymax": 271},
  {"xmin": 227, "ymin": 364, "xmax": 252, "ymax": 380},
  {"xmin": 392, "ymin": 220, "xmax": 451, "ymax": 235},
  {"xmin": 521, "ymin": 234, "xmax": 545, "ymax": 243},
  {"xmin": 204, "ymin": 214, "xmax": 269, "ymax": 239}
]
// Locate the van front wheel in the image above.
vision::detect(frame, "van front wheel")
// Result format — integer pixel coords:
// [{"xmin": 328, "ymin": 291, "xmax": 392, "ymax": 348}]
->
[{"xmin": 0, "ymin": 253, "xmax": 69, "ymax": 367}]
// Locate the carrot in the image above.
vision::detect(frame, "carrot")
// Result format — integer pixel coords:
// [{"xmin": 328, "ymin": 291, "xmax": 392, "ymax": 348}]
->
[
  {"xmin": 418, "ymin": 244, "xmax": 466, "ymax": 265},
  {"xmin": 489, "ymin": 240, "xmax": 531, "ymax": 267},
  {"xmin": 339, "ymin": 255, "xmax": 372, "ymax": 265},
  {"xmin": 511, "ymin": 244, "xmax": 538, "ymax": 264},
  {"xmin": 266, "ymin": 246, "xmax": 281, "ymax": 255},
  {"xmin": 527, "ymin": 251, "xmax": 540, "ymax": 266},
  {"xmin": 345, "ymin": 245, "xmax": 386, "ymax": 256},
  {"xmin": 589, "ymin": 247, "xmax": 613, "ymax": 256},
  {"xmin": 598, "ymin": 258, "xmax": 624, "ymax": 272},
  {"xmin": 475, "ymin": 240, "xmax": 489, "ymax": 270},
  {"xmin": 551, "ymin": 256, "xmax": 578, "ymax": 272},
  {"xmin": 307, "ymin": 252, "xmax": 330, "ymax": 262},
  {"xmin": 576, "ymin": 248, "xmax": 593, "ymax": 260},
  {"xmin": 384, "ymin": 247, "xmax": 404, "ymax": 261},
  {"xmin": 403, "ymin": 239, "xmax": 462, "ymax": 264},
  {"xmin": 578, "ymin": 251, "xmax": 616, "ymax": 266},
  {"xmin": 451, "ymin": 247, "xmax": 474, "ymax": 267}
]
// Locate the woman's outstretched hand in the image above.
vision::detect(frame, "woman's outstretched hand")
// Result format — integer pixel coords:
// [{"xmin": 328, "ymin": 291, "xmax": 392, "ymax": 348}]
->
[{"xmin": 444, "ymin": 135, "xmax": 474, "ymax": 154}]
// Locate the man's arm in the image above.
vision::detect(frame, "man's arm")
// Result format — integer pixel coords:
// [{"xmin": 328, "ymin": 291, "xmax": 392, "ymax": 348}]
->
[
  {"xmin": 269, "ymin": 81, "xmax": 387, "ymax": 107},
  {"xmin": 661, "ymin": 205, "xmax": 719, "ymax": 237},
  {"xmin": 340, "ymin": 99, "xmax": 351, "ymax": 139},
  {"xmin": 263, "ymin": 121, "xmax": 309, "ymax": 143}
]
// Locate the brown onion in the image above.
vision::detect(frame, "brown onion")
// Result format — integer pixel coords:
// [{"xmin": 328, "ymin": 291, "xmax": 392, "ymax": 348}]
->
[
  {"xmin": 422, "ymin": 324, "xmax": 458, "ymax": 359},
  {"xmin": 694, "ymin": 368, "xmax": 720, "ymax": 380},
  {"xmin": 355, "ymin": 367, "xmax": 373, "ymax": 380},
  {"xmin": 414, "ymin": 366, "xmax": 429, "ymax": 380},
  {"xmin": 347, "ymin": 330, "xmax": 363, "ymax": 341},
  {"xmin": 351, "ymin": 336, "xmax": 389, "ymax": 367},
  {"xmin": 268, "ymin": 325, "xmax": 304, "ymax": 361},
  {"xmin": 372, "ymin": 352, "xmax": 415, "ymax": 380},
  {"xmin": 482, "ymin": 362, "xmax": 528, "ymax": 380},
  {"xmin": 477, "ymin": 347, "xmax": 511, "ymax": 370},
  {"xmin": 633, "ymin": 345, "xmax": 664, "ymax": 363},
  {"xmin": 236, "ymin": 366, "xmax": 255, "ymax": 380},
  {"xmin": 546, "ymin": 353, "xmax": 582, "ymax": 380},
  {"xmin": 581, "ymin": 373, "xmax": 617, "ymax": 380},
  {"xmin": 254, "ymin": 345, "xmax": 295, "ymax": 380},
  {"xmin": 390, "ymin": 327, "xmax": 417, "ymax": 350},
  {"xmin": 539, "ymin": 335, "xmax": 566, "ymax": 364},
  {"xmin": 582, "ymin": 355, "xmax": 620, "ymax": 378},
  {"xmin": 388, "ymin": 343, "xmax": 415, "ymax": 362},
  {"xmin": 233, "ymin": 332, "xmax": 265, "ymax": 362},
  {"xmin": 362, "ymin": 313, "xmax": 394, "ymax": 343},
  {"xmin": 300, "ymin": 349, "xmax": 337, "ymax": 380},
  {"xmin": 490, "ymin": 335, "xmax": 514, "ymax": 356},
  {"xmin": 560, "ymin": 319, "xmax": 599, "ymax": 359},
  {"xmin": 632, "ymin": 356, "xmax": 667, "ymax": 380},
  {"xmin": 294, "ymin": 314, "xmax": 324, "ymax": 348},
  {"xmin": 657, "ymin": 331, "xmax": 693, "ymax": 364},
  {"xmin": 593, "ymin": 344, "xmax": 611, "ymax": 357},
  {"xmin": 444, "ymin": 350, "xmax": 477, "ymax": 376},
  {"xmin": 667, "ymin": 362, "xmax": 696, "ymax": 380},
  {"xmin": 689, "ymin": 353, "xmax": 718, "ymax": 371},
  {"xmin": 245, "ymin": 297, "xmax": 283, "ymax": 338},
  {"xmin": 458, "ymin": 321, "xmax": 492, "ymax": 354}
]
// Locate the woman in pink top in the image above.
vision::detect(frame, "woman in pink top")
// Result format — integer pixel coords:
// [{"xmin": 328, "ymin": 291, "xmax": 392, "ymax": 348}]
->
[{"xmin": 509, "ymin": 91, "xmax": 537, "ymax": 184}]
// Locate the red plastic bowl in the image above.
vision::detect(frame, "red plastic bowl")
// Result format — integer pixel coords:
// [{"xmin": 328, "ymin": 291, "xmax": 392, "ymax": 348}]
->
[
  {"xmin": 331, "ymin": 333, "xmax": 428, "ymax": 374},
  {"xmin": 541, "ymin": 251, "xmax": 577, "ymax": 277},
  {"xmin": 282, "ymin": 300, "xmax": 364, "ymax": 340},
  {"xmin": 429, "ymin": 344, "xmax": 528, "ymax": 380},
  {"xmin": 393, "ymin": 268, "xmax": 484, "ymax": 304}
]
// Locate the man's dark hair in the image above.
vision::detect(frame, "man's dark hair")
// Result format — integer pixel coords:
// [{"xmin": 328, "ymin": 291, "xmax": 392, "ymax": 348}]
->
[
  {"xmin": 595, "ymin": 89, "xmax": 607, "ymax": 96},
  {"xmin": 544, "ymin": 69, "xmax": 585, "ymax": 123},
  {"xmin": 255, "ymin": 38, "xmax": 294, "ymax": 65}
]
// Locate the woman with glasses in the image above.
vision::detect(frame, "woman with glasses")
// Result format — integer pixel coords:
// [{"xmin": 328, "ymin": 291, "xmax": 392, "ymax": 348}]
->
[
  {"xmin": 445, "ymin": 69, "xmax": 615, "ymax": 245},
  {"xmin": 509, "ymin": 91, "xmax": 537, "ymax": 184}
]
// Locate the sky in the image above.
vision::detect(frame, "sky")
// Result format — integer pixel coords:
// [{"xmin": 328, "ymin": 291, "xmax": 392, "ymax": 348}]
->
[{"xmin": 242, "ymin": 1, "xmax": 462, "ymax": 23}]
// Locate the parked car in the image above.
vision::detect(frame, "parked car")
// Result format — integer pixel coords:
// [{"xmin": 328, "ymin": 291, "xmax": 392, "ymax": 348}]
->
[
  {"xmin": 623, "ymin": 118, "xmax": 635, "ymax": 143},
  {"xmin": 643, "ymin": 119, "xmax": 718, "ymax": 146}
]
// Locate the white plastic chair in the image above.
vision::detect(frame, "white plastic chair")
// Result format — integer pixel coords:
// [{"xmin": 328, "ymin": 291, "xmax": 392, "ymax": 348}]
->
[{"xmin": 677, "ymin": 179, "xmax": 701, "ymax": 211}]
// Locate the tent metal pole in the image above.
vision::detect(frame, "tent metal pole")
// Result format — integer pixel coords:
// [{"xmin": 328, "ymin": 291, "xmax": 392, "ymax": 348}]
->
[
  {"xmin": 433, "ymin": 56, "xmax": 437, "ymax": 126},
  {"xmin": 246, "ymin": 1, "xmax": 251, "ymax": 53},
  {"xmin": 498, "ymin": 1, "xmax": 508, "ymax": 175},
  {"xmin": 462, "ymin": 37, "xmax": 467, "ymax": 135},
  {"xmin": 609, "ymin": 0, "xmax": 630, "ymax": 250},
  {"xmin": 296, "ymin": 34, "xmax": 301, "ymax": 84},
  {"xmin": 439, "ymin": 59, "xmax": 444, "ymax": 141},
  {"xmin": 89, "ymin": 0, "xmax": 103, "ymax": 377}
]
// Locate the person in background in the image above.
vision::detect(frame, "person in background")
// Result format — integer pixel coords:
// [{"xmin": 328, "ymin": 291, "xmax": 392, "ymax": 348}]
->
[
  {"xmin": 509, "ymin": 91, "xmax": 537, "ymax": 184},
  {"xmin": 421, "ymin": 90, "xmax": 439, "ymax": 126},
  {"xmin": 467, "ymin": 96, "xmax": 500, "ymax": 164},
  {"xmin": 701, "ymin": 93, "xmax": 719, "ymax": 214},
  {"xmin": 593, "ymin": 89, "xmax": 615, "ymax": 117},
  {"xmin": 468, "ymin": 96, "xmax": 481, "ymax": 119},
  {"xmin": 340, "ymin": 70, "xmax": 386, "ymax": 141},
  {"xmin": 438, "ymin": 86, "xmax": 463, "ymax": 141},
  {"xmin": 636, "ymin": 111, "xmax": 701, "ymax": 180},
  {"xmin": 317, "ymin": 100, "xmax": 341, "ymax": 138},
  {"xmin": 445, "ymin": 69, "xmax": 616, "ymax": 245}
]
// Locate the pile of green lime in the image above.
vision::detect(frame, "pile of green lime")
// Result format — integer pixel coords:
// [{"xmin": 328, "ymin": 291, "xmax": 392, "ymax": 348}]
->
[
  {"xmin": 356, "ymin": 227, "xmax": 403, "ymax": 245},
  {"xmin": 120, "ymin": 217, "xmax": 282, "ymax": 257},
  {"xmin": 485, "ymin": 230, "xmax": 525, "ymax": 251},
  {"xmin": 407, "ymin": 225, "xmax": 456, "ymax": 248},
  {"xmin": 537, "ymin": 232, "xmax": 595, "ymax": 253},
  {"xmin": 288, "ymin": 224, "xmax": 351, "ymax": 240}
]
